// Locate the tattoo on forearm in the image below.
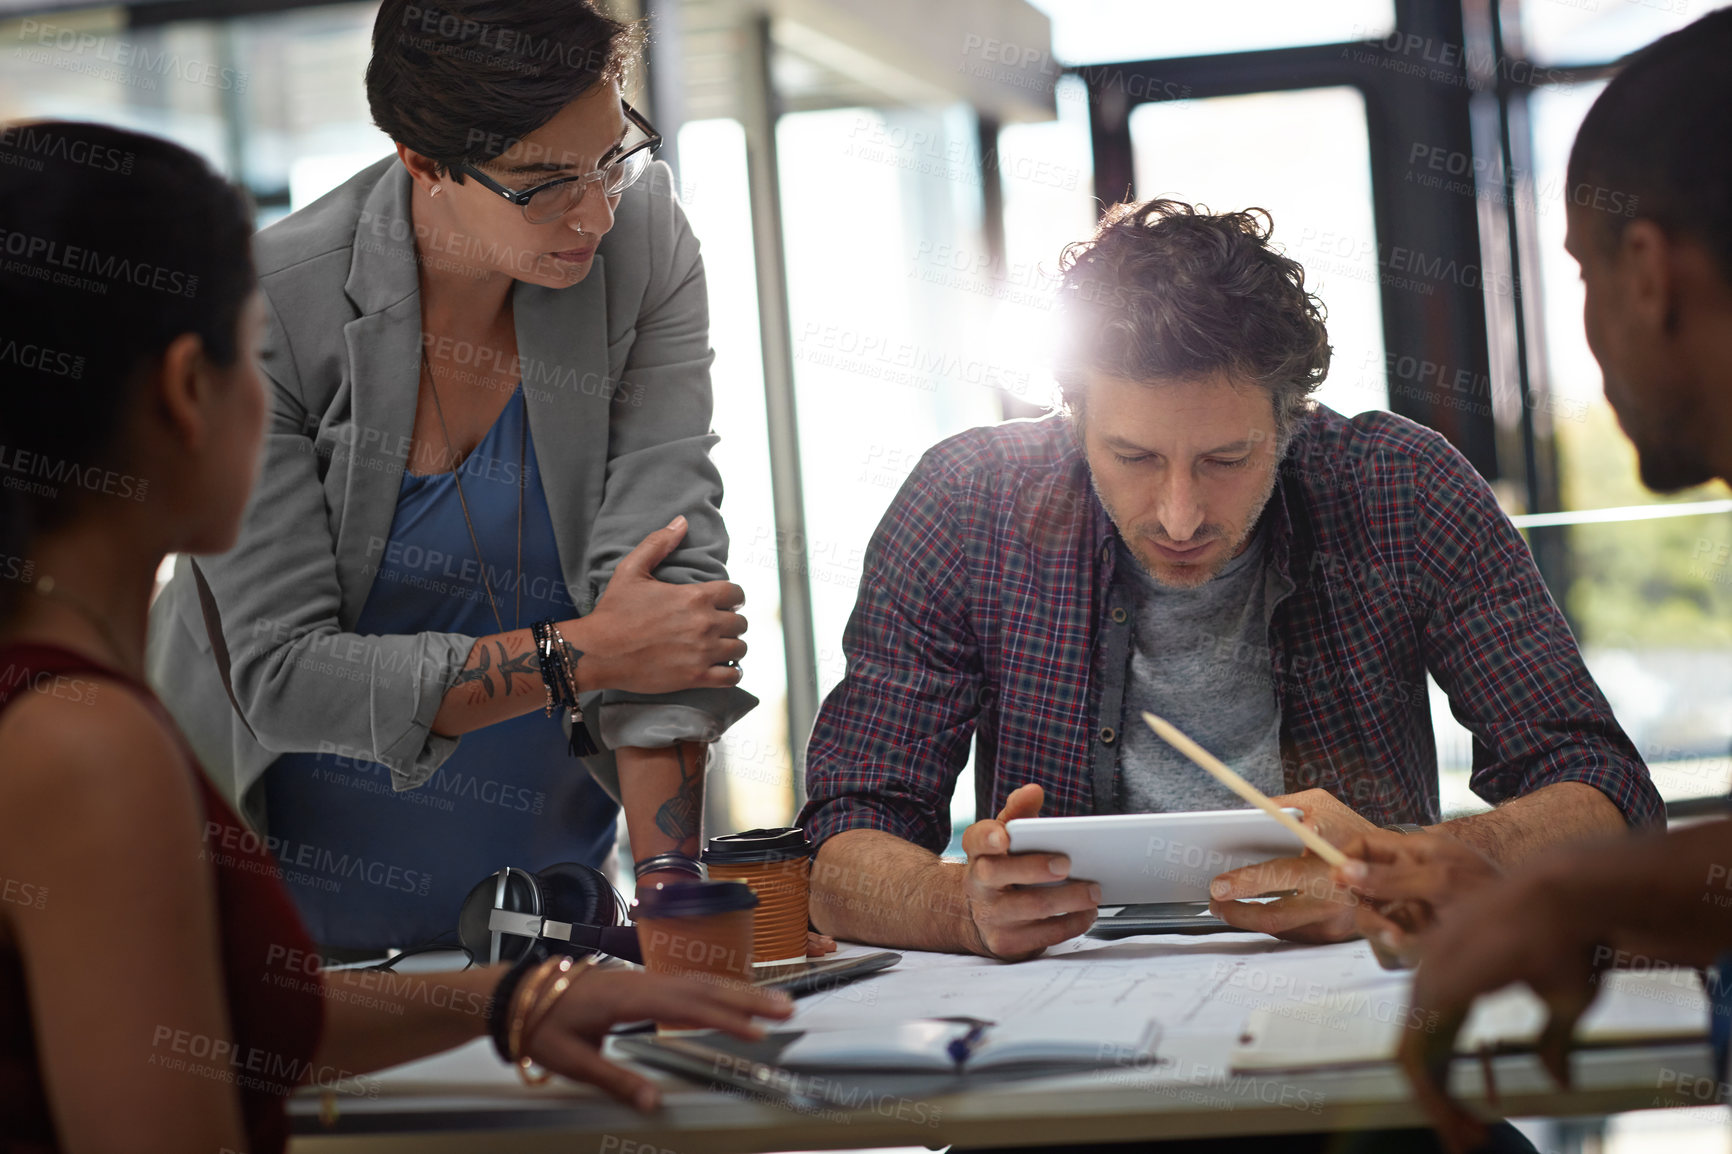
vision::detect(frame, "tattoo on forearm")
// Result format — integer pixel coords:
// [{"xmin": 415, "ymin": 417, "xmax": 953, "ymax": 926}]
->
[
  {"xmin": 496, "ymin": 641, "xmax": 537, "ymax": 695},
  {"xmin": 653, "ymin": 745, "xmax": 703, "ymax": 843},
  {"xmin": 558, "ymin": 636, "xmax": 584, "ymax": 694},
  {"xmin": 455, "ymin": 644, "xmax": 494, "ymax": 701}
]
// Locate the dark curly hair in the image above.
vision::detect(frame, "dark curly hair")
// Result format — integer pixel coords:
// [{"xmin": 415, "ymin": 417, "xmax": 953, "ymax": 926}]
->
[
  {"xmin": 1054, "ymin": 199, "xmax": 1331, "ymax": 451},
  {"xmin": 366, "ymin": 0, "xmax": 642, "ymax": 179}
]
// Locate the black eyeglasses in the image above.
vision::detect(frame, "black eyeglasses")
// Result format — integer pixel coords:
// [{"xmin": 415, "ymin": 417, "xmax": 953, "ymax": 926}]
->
[{"xmin": 456, "ymin": 101, "xmax": 662, "ymax": 224}]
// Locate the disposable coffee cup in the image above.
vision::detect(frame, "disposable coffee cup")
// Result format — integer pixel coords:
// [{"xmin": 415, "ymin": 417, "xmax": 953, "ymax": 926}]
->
[
  {"xmin": 633, "ymin": 881, "xmax": 758, "ymax": 1016},
  {"xmin": 701, "ymin": 827, "xmax": 813, "ymax": 966}
]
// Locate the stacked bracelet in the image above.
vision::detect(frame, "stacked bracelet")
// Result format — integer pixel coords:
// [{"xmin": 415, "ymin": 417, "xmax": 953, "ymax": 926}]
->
[
  {"xmin": 507, "ymin": 958, "xmax": 563, "ymax": 1062},
  {"xmin": 530, "ymin": 618, "xmax": 576, "ymax": 716},
  {"xmin": 514, "ymin": 956, "xmax": 597, "ymax": 1085},
  {"xmin": 531, "ymin": 618, "xmax": 598, "ymax": 757},
  {"xmin": 634, "ymin": 852, "xmax": 705, "ymax": 881}
]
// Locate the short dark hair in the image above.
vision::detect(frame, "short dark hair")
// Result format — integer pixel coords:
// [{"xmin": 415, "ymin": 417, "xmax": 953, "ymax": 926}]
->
[
  {"xmin": 366, "ymin": 0, "xmax": 641, "ymax": 179},
  {"xmin": 1568, "ymin": 8, "xmax": 1732, "ymax": 284},
  {"xmin": 1054, "ymin": 200, "xmax": 1331, "ymax": 449},
  {"xmin": 0, "ymin": 121, "xmax": 255, "ymax": 619}
]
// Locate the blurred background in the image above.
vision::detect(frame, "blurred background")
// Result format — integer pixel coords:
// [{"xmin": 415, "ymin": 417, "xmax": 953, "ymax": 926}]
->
[
  {"xmin": 4, "ymin": 0, "xmax": 1731, "ymax": 1148},
  {"xmin": 6, "ymin": 0, "xmax": 1732, "ymax": 847},
  {"xmin": 6, "ymin": 0, "xmax": 1732, "ymax": 850}
]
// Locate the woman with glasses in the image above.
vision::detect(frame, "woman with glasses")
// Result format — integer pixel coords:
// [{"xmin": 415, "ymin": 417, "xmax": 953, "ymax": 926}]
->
[{"xmin": 146, "ymin": 0, "xmax": 761, "ymax": 957}]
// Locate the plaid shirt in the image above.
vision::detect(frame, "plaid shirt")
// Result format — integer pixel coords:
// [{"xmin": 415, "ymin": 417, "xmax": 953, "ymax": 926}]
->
[{"xmin": 799, "ymin": 407, "xmax": 1661, "ymax": 853}]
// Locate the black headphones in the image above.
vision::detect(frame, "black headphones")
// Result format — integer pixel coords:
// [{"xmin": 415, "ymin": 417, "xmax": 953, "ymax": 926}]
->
[{"xmin": 456, "ymin": 862, "xmax": 643, "ymax": 966}]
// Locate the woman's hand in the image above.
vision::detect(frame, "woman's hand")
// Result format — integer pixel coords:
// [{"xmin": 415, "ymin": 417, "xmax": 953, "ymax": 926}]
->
[
  {"xmin": 520, "ymin": 968, "xmax": 794, "ymax": 1110},
  {"xmin": 570, "ymin": 517, "xmax": 748, "ymax": 694}
]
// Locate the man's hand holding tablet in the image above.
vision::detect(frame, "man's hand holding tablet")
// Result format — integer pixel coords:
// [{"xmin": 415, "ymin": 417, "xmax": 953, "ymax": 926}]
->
[
  {"xmin": 960, "ymin": 783, "xmax": 1101, "ymax": 961},
  {"xmin": 1206, "ymin": 788, "xmax": 1381, "ymax": 943}
]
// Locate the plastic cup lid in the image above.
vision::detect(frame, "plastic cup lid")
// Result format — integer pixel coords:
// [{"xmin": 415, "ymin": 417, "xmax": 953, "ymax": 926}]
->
[
  {"xmin": 701, "ymin": 826, "xmax": 814, "ymax": 865},
  {"xmin": 634, "ymin": 879, "xmax": 759, "ymax": 919}
]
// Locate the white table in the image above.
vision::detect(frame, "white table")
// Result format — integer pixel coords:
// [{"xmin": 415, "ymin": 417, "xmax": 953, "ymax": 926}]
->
[{"xmin": 288, "ymin": 933, "xmax": 1717, "ymax": 1153}]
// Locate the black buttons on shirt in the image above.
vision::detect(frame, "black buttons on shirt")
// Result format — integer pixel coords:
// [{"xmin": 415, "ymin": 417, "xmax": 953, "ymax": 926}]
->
[
  {"xmin": 1110, "ymin": 607, "xmax": 1127, "ymax": 624},
  {"xmin": 1100, "ymin": 726, "xmax": 1116, "ymax": 744}
]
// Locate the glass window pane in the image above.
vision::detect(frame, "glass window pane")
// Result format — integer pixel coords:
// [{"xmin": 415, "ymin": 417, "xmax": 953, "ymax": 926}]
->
[
  {"xmin": 776, "ymin": 106, "xmax": 1012, "ymax": 849},
  {"xmin": 990, "ymin": 74, "xmax": 1099, "ymax": 411},
  {"xmin": 1521, "ymin": 0, "xmax": 1732, "ymax": 66},
  {"xmin": 778, "ymin": 105, "xmax": 1008, "ymax": 704},
  {"xmin": 225, "ymin": 3, "xmax": 390, "ymax": 211},
  {"xmin": 1023, "ymin": 0, "xmax": 1394, "ymax": 64},
  {"xmin": 0, "ymin": 10, "xmax": 230, "ymax": 173},
  {"xmin": 1129, "ymin": 86, "xmax": 1388, "ymax": 416},
  {"xmin": 1525, "ymin": 81, "xmax": 1732, "ymax": 805},
  {"xmin": 677, "ymin": 119, "xmax": 797, "ymax": 831}
]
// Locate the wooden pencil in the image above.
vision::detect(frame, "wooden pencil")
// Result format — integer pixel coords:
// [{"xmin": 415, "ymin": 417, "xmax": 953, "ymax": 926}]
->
[{"xmin": 1140, "ymin": 710, "xmax": 1348, "ymax": 867}]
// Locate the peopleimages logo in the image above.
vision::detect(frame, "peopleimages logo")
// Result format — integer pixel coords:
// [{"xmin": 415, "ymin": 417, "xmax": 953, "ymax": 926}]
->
[
  {"xmin": 0, "ymin": 444, "xmax": 148, "ymax": 501},
  {"xmin": 0, "ymin": 338, "xmax": 84, "ymax": 379},
  {"xmin": 0, "ymin": 123, "xmax": 134, "ymax": 173},
  {"xmin": 200, "ymin": 821, "xmax": 432, "ymax": 896},
  {"xmin": 0, "ymin": 226, "xmax": 199, "ymax": 297},
  {"xmin": 14, "ymin": 19, "xmax": 248, "ymax": 93}
]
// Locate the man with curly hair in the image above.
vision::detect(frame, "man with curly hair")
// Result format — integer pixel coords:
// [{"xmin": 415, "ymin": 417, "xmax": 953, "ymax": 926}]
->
[{"xmin": 799, "ymin": 199, "xmax": 1660, "ymax": 959}]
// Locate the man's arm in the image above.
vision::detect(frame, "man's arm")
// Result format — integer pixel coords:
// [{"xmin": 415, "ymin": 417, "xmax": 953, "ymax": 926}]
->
[
  {"xmin": 1409, "ymin": 430, "xmax": 1661, "ymax": 829},
  {"xmin": 1430, "ymin": 780, "xmax": 1626, "ymax": 866},
  {"xmin": 812, "ymin": 785, "xmax": 1099, "ymax": 960},
  {"xmin": 810, "ymin": 829, "xmax": 974, "ymax": 951},
  {"xmin": 797, "ymin": 453, "xmax": 987, "ymax": 943},
  {"xmin": 1212, "ymin": 431, "xmax": 1660, "ymax": 942}
]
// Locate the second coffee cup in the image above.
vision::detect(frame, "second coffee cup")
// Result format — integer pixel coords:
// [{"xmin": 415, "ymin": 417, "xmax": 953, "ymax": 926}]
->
[
  {"xmin": 701, "ymin": 827, "xmax": 813, "ymax": 965},
  {"xmin": 633, "ymin": 880, "xmax": 759, "ymax": 1005}
]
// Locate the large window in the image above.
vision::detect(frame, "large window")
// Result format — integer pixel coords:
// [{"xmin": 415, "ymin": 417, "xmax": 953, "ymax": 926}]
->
[
  {"xmin": 11, "ymin": 0, "xmax": 1730, "ymax": 833},
  {"xmin": 1025, "ymin": 0, "xmax": 1395, "ymax": 65},
  {"xmin": 1128, "ymin": 85, "xmax": 1388, "ymax": 416},
  {"xmin": 675, "ymin": 118, "xmax": 794, "ymax": 833},
  {"xmin": 1520, "ymin": 0, "xmax": 1731, "ymax": 64},
  {"xmin": 2, "ymin": 8, "xmax": 230, "ymax": 165},
  {"xmin": 0, "ymin": 3, "xmax": 389, "ymax": 222}
]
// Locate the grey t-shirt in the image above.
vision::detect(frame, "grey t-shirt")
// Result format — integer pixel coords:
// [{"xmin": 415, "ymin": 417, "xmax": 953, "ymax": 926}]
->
[{"xmin": 1116, "ymin": 527, "xmax": 1289, "ymax": 812}]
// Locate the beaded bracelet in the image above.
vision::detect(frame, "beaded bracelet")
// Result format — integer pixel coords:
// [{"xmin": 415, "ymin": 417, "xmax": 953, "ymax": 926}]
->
[
  {"xmin": 530, "ymin": 619, "xmax": 572, "ymax": 717},
  {"xmin": 532, "ymin": 618, "xmax": 598, "ymax": 757}
]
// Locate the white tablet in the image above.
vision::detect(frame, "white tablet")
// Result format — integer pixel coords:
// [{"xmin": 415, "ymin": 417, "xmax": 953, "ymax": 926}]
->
[{"xmin": 1004, "ymin": 809, "xmax": 1308, "ymax": 905}]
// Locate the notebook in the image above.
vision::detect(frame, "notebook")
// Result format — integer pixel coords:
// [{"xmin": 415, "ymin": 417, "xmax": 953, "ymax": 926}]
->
[
  {"xmin": 776, "ymin": 1008, "xmax": 1162, "ymax": 1072},
  {"xmin": 1231, "ymin": 968, "xmax": 1709, "ymax": 1072}
]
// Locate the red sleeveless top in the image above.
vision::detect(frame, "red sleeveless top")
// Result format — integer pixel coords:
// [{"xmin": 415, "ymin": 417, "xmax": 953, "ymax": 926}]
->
[{"xmin": 0, "ymin": 644, "xmax": 325, "ymax": 1153}]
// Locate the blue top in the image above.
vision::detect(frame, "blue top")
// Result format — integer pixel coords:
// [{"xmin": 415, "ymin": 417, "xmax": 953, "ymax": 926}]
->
[{"xmin": 263, "ymin": 386, "xmax": 619, "ymax": 950}]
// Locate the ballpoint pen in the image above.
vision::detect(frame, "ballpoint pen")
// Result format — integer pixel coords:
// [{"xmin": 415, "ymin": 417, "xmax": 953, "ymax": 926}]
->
[{"xmin": 947, "ymin": 1021, "xmax": 991, "ymax": 1068}]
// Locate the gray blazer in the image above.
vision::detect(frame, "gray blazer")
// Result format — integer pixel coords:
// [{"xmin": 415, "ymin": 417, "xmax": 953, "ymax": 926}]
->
[{"xmin": 146, "ymin": 155, "xmax": 755, "ymax": 829}]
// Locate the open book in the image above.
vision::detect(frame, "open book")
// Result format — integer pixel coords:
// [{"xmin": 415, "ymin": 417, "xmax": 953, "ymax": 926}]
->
[
  {"xmin": 1231, "ymin": 968, "xmax": 1709, "ymax": 1072},
  {"xmin": 774, "ymin": 1008, "xmax": 1161, "ymax": 1073}
]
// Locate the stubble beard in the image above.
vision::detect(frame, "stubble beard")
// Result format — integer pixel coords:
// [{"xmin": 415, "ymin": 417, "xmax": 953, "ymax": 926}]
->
[{"xmin": 1088, "ymin": 467, "xmax": 1279, "ymax": 590}]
